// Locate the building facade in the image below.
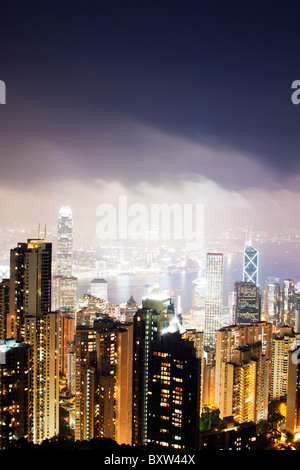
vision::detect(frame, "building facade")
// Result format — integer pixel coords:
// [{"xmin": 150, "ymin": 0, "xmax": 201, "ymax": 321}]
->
[
  {"xmin": 233, "ymin": 281, "xmax": 260, "ymax": 326},
  {"xmin": 75, "ymin": 318, "xmax": 133, "ymax": 445},
  {"xmin": 204, "ymin": 253, "xmax": 223, "ymax": 347},
  {"xmin": 0, "ymin": 339, "xmax": 33, "ymax": 448},
  {"xmin": 271, "ymin": 326, "xmax": 300, "ymax": 400},
  {"xmin": 147, "ymin": 318, "xmax": 201, "ymax": 450},
  {"xmin": 56, "ymin": 205, "xmax": 73, "ymax": 277},
  {"xmin": 243, "ymin": 243, "xmax": 259, "ymax": 286},
  {"xmin": 219, "ymin": 342, "xmax": 269, "ymax": 424},
  {"xmin": 8, "ymin": 239, "xmax": 59, "ymax": 444},
  {"xmin": 132, "ymin": 284, "xmax": 175, "ymax": 446}
]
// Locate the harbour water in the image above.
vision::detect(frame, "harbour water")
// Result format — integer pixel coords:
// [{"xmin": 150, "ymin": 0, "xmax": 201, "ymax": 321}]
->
[{"xmin": 78, "ymin": 240, "xmax": 300, "ymax": 314}]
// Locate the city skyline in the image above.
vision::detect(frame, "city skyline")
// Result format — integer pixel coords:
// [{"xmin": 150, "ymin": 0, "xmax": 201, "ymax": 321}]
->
[{"xmin": 2, "ymin": 1, "xmax": 300, "ymax": 452}]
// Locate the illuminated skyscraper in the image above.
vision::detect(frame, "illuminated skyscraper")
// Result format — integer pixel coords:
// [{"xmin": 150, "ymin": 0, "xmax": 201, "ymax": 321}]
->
[
  {"xmin": 7, "ymin": 239, "xmax": 59, "ymax": 444},
  {"xmin": 59, "ymin": 312, "xmax": 75, "ymax": 376},
  {"xmin": 263, "ymin": 277, "xmax": 281, "ymax": 325},
  {"xmin": 52, "ymin": 275, "xmax": 78, "ymax": 313},
  {"xmin": 147, "ymin": 317, "xmax": 201, "ymax": 450},
  {"xmin": 57, "ymin": 206, "xmax": 73, "ymax": 277},
  {"xmin": 0, "ymin": 279, "xmax": 9, "ymax": 341},
  {"xmin": 215, "ymin": 322, "xmax": 273, "ymax": 408},
  {"xmin": 271, "ymin": 326, "xmax": 300, "ymax": 400},
  {"xmin": 0, "ymin": 339, "xmax": 33, "ymax": 449},
  {"xmin": 243, "ymin": 242, "xmax": 259, "ymax": 286},
  {"xmin": 219, "ymin": 342, "xmax": 269, "ymax": 424},
  {"xmin": 132, "ymin": 284, "xmax": 175, "ymax": 446},
  {"xmin": 233, "ymin": 281, "xmax": 260, "ymax": 326},
  {"xmin": 74, "ymin": 318, "xmax": 133, "ymax": 444},
  {"xmin": 204, "ymin": 253, "xmax": 223, "ymax": 347},
  {"xmin": 286, "ymin": 345, "xmax": 300, "ymax": 438},
  {"xmin": 8, "ymin": 239, "xmax": 52, "ymax": 341},
  {"xmin": 282, "ymin": 279, "xmax": 296, "ymax": 327}
]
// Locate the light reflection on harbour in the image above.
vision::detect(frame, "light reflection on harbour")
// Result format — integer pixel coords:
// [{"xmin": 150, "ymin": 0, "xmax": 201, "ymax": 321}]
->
[{"xmin": 77, "ymin": 241, "xmax": 300, "ymax": 315}]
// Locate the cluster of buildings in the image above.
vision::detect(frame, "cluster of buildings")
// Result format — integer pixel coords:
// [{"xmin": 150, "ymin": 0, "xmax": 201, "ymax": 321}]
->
[{"xmin": 1, "ymin": 207, "xmax": 300, "ymax": 450}]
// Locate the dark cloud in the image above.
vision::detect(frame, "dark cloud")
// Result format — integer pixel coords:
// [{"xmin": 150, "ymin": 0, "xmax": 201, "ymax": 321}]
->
[{"xmin": 1, "ymin": 0, "xmax": 300, "ymax": 194}]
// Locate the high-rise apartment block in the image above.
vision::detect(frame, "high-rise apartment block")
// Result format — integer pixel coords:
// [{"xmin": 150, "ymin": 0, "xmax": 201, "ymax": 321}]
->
[
  {"xmin": 215, "ymin": 322, "xmax": 273, "ymax": 408},
  {"xmin": 132, "ymin": 284, "xmax": 175, "ymax": 446},
  {"xmin": 286, "ymin": 345, "xmax": 300, "ymax": 438},
  {"xmin": 147, "ymin": 317, "xmax": 201, "ymax": 450},
  {"xmin": 8, "ymin": 239, "xmax": 52, "ymax": 341},
  {"xmin": 74, "ymin": 318, "xmax": 133, "ymax": 445},
  {"xmin": 219, "ymin": 342, "xmax": 269, "ymax": 424},
  {"xmin": 60, "ymin": 312, "xmax": 75, "ymax": 375},
  {"xmin": 7, "ymin": 239, "xmax": 59, "ymax": 444},
  {"xmin": 0, "ymin": 339, "xmax": 33, "ymax": 449},
  {"xmin": 0, "ymin": 279, "xmax": 9, "ymax": 341},
  {"xmin": 271, "ymin": 326, "xmax": 300, "ymax": 400}
]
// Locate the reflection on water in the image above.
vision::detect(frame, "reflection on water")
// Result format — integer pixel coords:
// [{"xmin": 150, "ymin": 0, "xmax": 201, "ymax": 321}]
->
[{"xmin": 78, "ymin": 241, "xmax": 300, "ymax": 314}]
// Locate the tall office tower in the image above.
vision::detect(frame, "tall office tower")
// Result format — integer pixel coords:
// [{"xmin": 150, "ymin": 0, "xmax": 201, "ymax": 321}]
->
[
  {"xmin": 132, "ymin": 284, "xmax": 175, "ymax": 446},
  {"xmin": 147, "ymin": 317, "xmax": 201, "ymax": 450},
  {"xmin": 243, "ymin": 242, "xmax": 259, "ymax": 285},
  {"xmin": 0, "ymin": 339, "xmax": 33, "ymax": 449},
  {"xmin": 191, "ymin": 277, "xmax": 206, "ymax": 329},
  {"xmin": 59, "ymin": 312, "xmax": 75, "ymax": 375},
  {"xmin": 8, "ymin": 239, "xmax": 59, "ymax": 444},
  {"xmin": 286, "ymin": 345, "xmax": 300, "ymax": 438},
  {"xmin": 233, "ymin": 281, "xmax": 260, "ymax": 326},
  {"xmin": 56, "ymin": 205, "xmax": 73, "ymax": 277},
  {"xmin": 204, "ymin": 253, "xmax": 223, "ymax": 347},
  {"xmin": 91, "ymin": 278, "xmax": 108, "ymax": 302},
  {"xmin": 215, "ymin": 322, "xmax": 273, "ymax": 408},
  {"xmin": 263, "ymin": 278, "xmax": 281, "ymax": 325},
  {"xmin": 0, "ymin": 279, "xmax": 9, "ymax": 341},
  {"xmin": 270, "ymin": 326, "xmax": 300, "ymax": 400},
  {"xmin": 282, "ymin": 279, "xmax": 296, "ymax": 327},
  {"xmin": 52, "ymin": 275, "xmax": 78, "ymax": 313},
  {"xmin": 219, "ymin": 342, "xmax": 269, "ymax": 424},
  {"xmin": 74, "ymin": 319, "xmax": 133, "ymax": 445}
]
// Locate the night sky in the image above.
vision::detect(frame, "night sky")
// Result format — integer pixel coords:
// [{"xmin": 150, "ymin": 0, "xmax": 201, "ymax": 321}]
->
[{"xmin": 1, "ymin": 1, "xmax": 300, "ymax": 234}]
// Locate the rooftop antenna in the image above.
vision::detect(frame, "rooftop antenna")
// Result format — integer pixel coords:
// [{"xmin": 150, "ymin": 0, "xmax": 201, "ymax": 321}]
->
[
  {"xmin": 245, "ymin": 225, "xmax": 252, "ymax": 246},
  {"xmin": 38, "ymin": 223, "xmax": 40, "ymax": 240},
  {"xmin": 44, "ymin": 224, "xmax": 47, "ymax": 241}
]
